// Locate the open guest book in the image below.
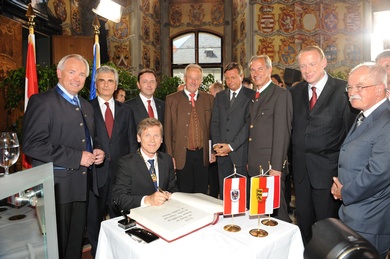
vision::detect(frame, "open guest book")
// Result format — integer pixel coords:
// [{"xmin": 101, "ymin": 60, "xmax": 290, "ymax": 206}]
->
[{"xmin": 129, "ymin": 192, "xmax": 223, "ymax": 242}]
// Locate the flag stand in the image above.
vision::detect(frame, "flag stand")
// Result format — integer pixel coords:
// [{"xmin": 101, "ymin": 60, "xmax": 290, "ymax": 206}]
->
[
  {"xmin": 261, "ymin": 162, "xmax": 278, "ymax": 226},
  {"xmin": 223, "ymin": 213, "xmax": 241, "ymax": 232},
  {"xmin": 249, "ymin": 215, "xmax": 268, "ymax": 237},
  {"xmin": 261, "ymin": 214, "xmax": 278, "ymax": 226},
  {"xmin": 223, "ymin": 165, "xmax": 245, "ymax": 232},
  {"xmin": 248, "ymin": 165, "xmax": 268, "ymax": 237}
]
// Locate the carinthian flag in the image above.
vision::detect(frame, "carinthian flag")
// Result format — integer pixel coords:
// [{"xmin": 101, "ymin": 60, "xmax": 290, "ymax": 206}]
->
[
  {"xmin": 273, "ymin": 175, "xmax": 281, "ymax": 209},
  {"xmin": 249, "ymin": 176, "xmax": 280, "ymax": 216},
  {"xmin": 223, "ymin": 175, "xmax": 247, "ymax": 215},
  {"xmin": 89, "ymin": 41, "xmax": 100, "ymax": 100},
  {"xmin": 23, "ymin": 28, "xmax": 38, "ymax": 169}
]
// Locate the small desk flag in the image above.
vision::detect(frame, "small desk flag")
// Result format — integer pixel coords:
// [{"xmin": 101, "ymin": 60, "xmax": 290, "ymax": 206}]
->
[
  {"xmin": 249, "ymin": 175, "xmax": 280, "ymax": 216},
  {"xmin": 223, "ymin": 174, "xmax": 247, "ymax": 216}
]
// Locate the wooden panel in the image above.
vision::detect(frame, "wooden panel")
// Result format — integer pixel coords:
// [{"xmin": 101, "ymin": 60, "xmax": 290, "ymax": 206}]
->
[{"xmin": 52, "ymin": 35, "xmax": 94, "ymax": 64}]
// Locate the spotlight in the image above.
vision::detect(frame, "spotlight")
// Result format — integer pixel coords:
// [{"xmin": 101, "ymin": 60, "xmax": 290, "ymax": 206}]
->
[{"xmin": 92, "ymin": 0, "xmax": 122, "ymax": 23}]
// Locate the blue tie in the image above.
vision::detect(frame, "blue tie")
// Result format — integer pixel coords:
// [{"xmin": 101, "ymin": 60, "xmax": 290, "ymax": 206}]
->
[
  {"xmin": 73, "ymin": 96, "xmax": 79, "ymax": 106},
  {"xmin": 148, "ymin": 159, "xmax": 158, "ymax": 190}
]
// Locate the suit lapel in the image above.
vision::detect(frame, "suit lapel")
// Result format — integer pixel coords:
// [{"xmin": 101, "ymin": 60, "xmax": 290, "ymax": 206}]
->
[
  {"xmin": 343, "ymin": 101, "xmax": 389, "ymax": 144},
  {"xmin": 311, "ymin": 78, "xmax": 334, "ymax": 112},
  {"xmin": 224, "ymin": 90, "xmax": 231, "ymax": 112},
  {"xmin": 250, "ymin": 83, "xmax": 275, "ymax": 122},
  {"xmin": 136, "ymin": 150, "xmax": 156, "ymax": 186},
  {"xmin": 111, "ymin": 101, "xmax": 122, "ymax": 139},
  {"xmin": 136, "ymin": 96, "xmax": 149, "ymax": 118},
  {"xmin": 156, "ymin": 152, "xmax": 166, "ymax": 188},
  {"xmin": 228, "ymin": 87, "xmax": 249, "ymax": 113},
  {"xmin": 155, "ymin": 99, "xmax": 164, "ymax": 120}
]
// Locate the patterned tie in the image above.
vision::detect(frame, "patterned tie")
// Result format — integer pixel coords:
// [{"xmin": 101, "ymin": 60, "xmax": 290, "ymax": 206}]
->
[
  {"xmin": 148, "ymin": 159, "xmax": 158, "ymax": 190},
  {"xmin": 356, "ymin": 113, "xmax": 365, "ymax": 127},
  {"xmin": 189, "ymin": 93, "xmax": 196, "ymax": 107},
  {"xmin": 147, "ymin": 100, "xmax": 154, "ymax": 118},
  {"xmin": 309, "ymin": 87, "xmax": 317, "ymax": 110},
  {"xmin": 230, "ymin": 92, "xmax": 236, "ymax": 107},
  {"xmin": 255, "ymin": 91, "xmax": 260, "ymax": 99},
  {"xmin": 72, "ymin": 96, "xmax": 79, "ymax": 106},
  {"xmin": 104, "ymin": 102, "xmax": 114, "ymax": 138},
  {"xmin": 352, "ymin": 113, "xmax": 365, "ymax": 133}
]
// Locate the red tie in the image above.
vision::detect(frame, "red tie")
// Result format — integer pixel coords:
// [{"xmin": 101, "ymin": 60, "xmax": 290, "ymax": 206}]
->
[
  {"xmin": 189, "ymin": 93, "xmax": 195, "ymax": 107},
  {"xmin": 147, "ymin": 100, "xmax": 154, "ymax": 118},
  {"xmin": 310, "ymin": 87, "xmax": 317, "ymax": 110},
  {"xmin": 104, "ymin": 102, "xmax": 114, "ymax": 138},
  {"xmin": 255, "ymin": 91, "xmax": 260, "ymax": 99}
]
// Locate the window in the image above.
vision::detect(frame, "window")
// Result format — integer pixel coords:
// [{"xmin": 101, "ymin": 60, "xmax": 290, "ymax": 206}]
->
[
  {"xmin": 172, "ymin": 31, "xmax": 223, "ymax": 82},
  {"xmin": 371, "ymin": 11, "xmax": 390, "ymax": 60}
]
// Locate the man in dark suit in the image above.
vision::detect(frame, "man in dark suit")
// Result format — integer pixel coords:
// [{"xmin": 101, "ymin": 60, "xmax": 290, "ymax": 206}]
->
[
  {"xmin": 126, "ymin": 68, "xmax": 165, "ymax": 127},
  {"xmin": 165, "ymin": 64, "xmax": 214, "ymax": 194},
  {"xmin": 22, "ymin": 54, "xmax": 105, "ymax": 259},
  {"xmin": 112, "ymin": 118, "xmax": 178, "ymax": 212},
  {"xmin": 290, "ymin": 46, "xmax": 357, "ymax": 245},
  {"xmin": 247, "ymin": 55, "xmax": 292, "ymax": 222},
  {"xmin": 87, "ymin": 66, "xmax": 137, "ymax": 257},
  {"xmin": 211, "ymin": 62, "xmax": 254, "ymax": 199},
  {"xmin": 331, "ymin": 63, "xmax": 390, "ymax": 258},
  {"xmin": 207, "ymin": 81, "xmax": 224, "ymax": 198}
]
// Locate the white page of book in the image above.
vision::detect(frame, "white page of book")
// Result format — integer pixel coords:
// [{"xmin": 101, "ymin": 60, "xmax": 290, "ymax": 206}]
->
[{"xmin": 130, "ymin": 193, "xmax": 223, "ymax": 241}]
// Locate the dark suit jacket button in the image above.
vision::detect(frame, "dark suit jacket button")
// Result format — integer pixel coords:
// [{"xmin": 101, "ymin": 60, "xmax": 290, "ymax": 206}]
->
[{"xmin": 305, "ymin": 134, "xmax": 309, "ymax": 138}]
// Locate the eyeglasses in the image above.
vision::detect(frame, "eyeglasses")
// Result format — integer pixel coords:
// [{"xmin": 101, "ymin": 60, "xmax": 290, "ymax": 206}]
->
[{"xmin": 345, "ymin": 84, "xmax": 378, "ymax": 92}]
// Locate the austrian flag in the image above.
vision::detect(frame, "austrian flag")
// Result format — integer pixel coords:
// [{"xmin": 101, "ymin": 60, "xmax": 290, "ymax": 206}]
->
[
  {"xmin": 249, "ymin": 175, "xmax": 280, "ymax": 216},
  {"xmin": 223, "ymin": 176, "xmax": 247, "ymax": 216}
]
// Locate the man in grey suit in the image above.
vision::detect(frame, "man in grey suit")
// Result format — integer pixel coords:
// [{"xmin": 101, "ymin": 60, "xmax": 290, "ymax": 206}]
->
[
  {"xmin": 126, "ymin": 68, "xmax": 165, "ymax": 127},
  {"xmin": 211, "ymin": 62, "xmax": 254, "ymax": 199},
  {"xmin": 331, "ymin": 63, "xmax": 390, "ymax": 258},
  {"xmin": 112, "ymin": 118, "xmax": 178, "ymax": 212},
  {"xmin": 247, "ymin": 55, "xmax": 292, "ymax": 222},
  {"xmin": 290, "ymin": 46, "xmax": 357, "ymax": 244},
  {"xmin": 87, "ymin": 66, "xmax": 137, "ymax": 257},
  {"xmin": 22, "ymin": 54, "xmax": 105, "ymax": 259}
]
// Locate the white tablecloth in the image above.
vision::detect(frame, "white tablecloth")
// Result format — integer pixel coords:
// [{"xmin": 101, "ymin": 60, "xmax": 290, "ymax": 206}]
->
[
  {"xmin": 96, "ymin": 212, "xmax": 304, "ymax": 259},
  {"xmin": 0, "ymin": 205, "xmax": 45, "ymax": 259}
]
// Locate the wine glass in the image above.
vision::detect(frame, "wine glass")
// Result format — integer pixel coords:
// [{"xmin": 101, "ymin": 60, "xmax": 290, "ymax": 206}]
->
[{"xmin": 0, "ymin": 132, "xmax": 20, "ymax": 176}]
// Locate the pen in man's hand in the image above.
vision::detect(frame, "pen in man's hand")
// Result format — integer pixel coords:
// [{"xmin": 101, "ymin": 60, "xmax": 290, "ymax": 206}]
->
[{"xmin": 157, "ymin": 187, "xmax": 169, "ymax": 202}]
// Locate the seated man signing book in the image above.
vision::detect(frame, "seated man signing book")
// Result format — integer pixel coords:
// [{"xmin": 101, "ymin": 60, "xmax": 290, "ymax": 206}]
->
[{"xmin": 112, "ymin": 118, "xmax": 178, "ymax": 212}]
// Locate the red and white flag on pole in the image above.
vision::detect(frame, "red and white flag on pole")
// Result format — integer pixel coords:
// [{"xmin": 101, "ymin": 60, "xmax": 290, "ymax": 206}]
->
[
  {"xmin": 249, "ymin": 175, "xmax": 280, "ymax": 216},
  {"xmin": 23, "ymin": 28, "xmax": 38, "ymax": 169},
  {"xmin": 273, "ymin": 175, "xmax": 281, "ymax": 209},
  {"xmin": 223, "ymin": 175, "xmax": 247, "ymax": 216}
]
